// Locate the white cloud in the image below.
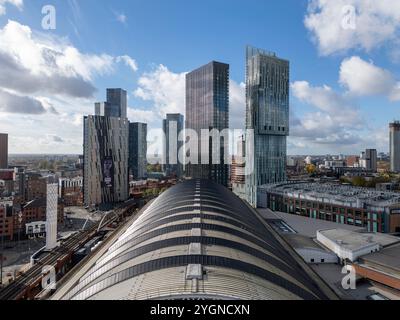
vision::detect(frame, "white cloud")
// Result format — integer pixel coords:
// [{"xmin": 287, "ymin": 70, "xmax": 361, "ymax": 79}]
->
[
  {"xmin": 0, "ymin": 0, "xmax": 23, "ymax": 16},
  {"xmin": 134, "ymin": 64, "xmax": 187, "ymax": 117},
  {"xmin": 291, "ymin": 81, "xmax": 360, "ymax": 125},
  {"xmin": 229, "ymin": 80, "xmax": 246, "ymax": 130},
  {"xmin": 115, "ymin": 13, "xmax": 127, "ymax": 24},
  {"xmin": 127, "ymin": 108, "xmax": 156, "ymax": 123},
  {"xmin": 339, "ymin": 56, "xmax": 400, "ymax": 100},
  {"xmin": 290, "ymin": 80, "xmax": 366, "ymax": 152},
  {"xmin": 0, "ymin": 20, "xmax": 117, "ymax": 98},
  {"xmin": 0, "ymin": 20, "xmax": 140, "ymax": 153},
  {"xmin": 116, "ymin": 55, "xmax": 138, "ymax": 72},
  {"xmin": 305, "ymin": 0, "xmax": 400, "ymax": 56}
]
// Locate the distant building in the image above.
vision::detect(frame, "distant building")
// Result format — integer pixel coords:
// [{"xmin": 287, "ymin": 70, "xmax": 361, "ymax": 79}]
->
[
  {"xmin": 390, "ymin": 121, "xmax": 400, "ymax": 172},
  {"xmin": 59, "ymin": 177, "xmax": 83, "ymax": 206},
  {"xmin": 185, "ymin": 61, "xmax": 229, "ymax": 187},
  {"xmin": 323, "ymin": 160, "xmax": 346, "ymax": 169},
  {"xmin": 162, "ymin": 114, "xmax": 184, "ymax": 178},
  {"xmin": 0, "ymin": 133, "xmax": 8, "ymax": 169},
  {"xmin": 360, "ymin": 149, "xmax": 377, "ymax": 172},
  {"xmin": 259, "ymin": 181, "xmax": 400, "ymax": 233},
  {"xmin": 366, "ymin": 149, "xmax": 377, "ymax": 172},
  {"xmin": 26, "ymin": 173, "xmax": 47, "ymax": 201},
  {"xmin": 129, "ymin": 122, "xmax": 147, "ymax": 180},
  {"xmin": 245, "ymin": 46, "xmax": 289, "ymax": 206},
  {"xmin": 94, "ymin": 102, "xmax": 110, "ymax": 117},
  {"xmin": 346, "ymin": 155, "xmax": 360, "ymax": 167},
  {"xmin": 106, "ymin": 88, "xmax": 127, "ymax": 118}
]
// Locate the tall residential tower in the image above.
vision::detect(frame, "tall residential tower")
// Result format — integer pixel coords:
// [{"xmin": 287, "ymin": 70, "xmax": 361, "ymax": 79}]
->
[
  {"xmin": 245, "ymin": 46, "xmax": 290, "ymax": 206},
  {"xmin": 83, "ymin": 89, "xmax": 129, "ymax": 206},
  {"xmin": 0, "ymin": 133, "xmax": 8, "ymax": 169},
  {"xmin": 390, "ymin": 121, "xmax": 400, "ymax": 172},
  {"xmin": 163, "ymin": 113, "xmax": 184, "ymax": 178},
  {"xmin": 185, "ymin": 61, "xmax": 229, "ymax": 186},
  {"xmin": 129, "ymin": 122, "xmax": 147, "ymax": 180}
]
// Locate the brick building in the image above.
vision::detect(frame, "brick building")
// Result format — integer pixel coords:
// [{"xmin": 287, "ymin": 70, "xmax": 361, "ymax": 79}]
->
[{"xmin": 258, "ymin": 182, "xmax": 400, "ymax": 234}]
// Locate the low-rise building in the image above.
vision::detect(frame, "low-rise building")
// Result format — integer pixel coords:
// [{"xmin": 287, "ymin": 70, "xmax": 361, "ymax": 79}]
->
[
  {"xmin": 0, "ymin": 200, "xmax": 14, "ymax": 239},
  {"xmin": 59, "ymin": 177, "xmax": 83, "ymax": 206},
  {"xmin": 316, "ymin": 229, "xmax": 400, "ymax": 262},
  {"xmin": 353, "ymin": 243, "xmax": 400, "ymax": 290},
  {"xmin": 22, "ymin": 197, "xmax": 64, "ymax": 226},
  {"xmin": 258, "ymin": 181, "xmax": 400, "ymax": 233}
]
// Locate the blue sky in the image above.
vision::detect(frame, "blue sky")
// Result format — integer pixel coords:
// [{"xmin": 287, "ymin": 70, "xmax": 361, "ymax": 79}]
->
[{"xmin": 0, "ymin": 0, "xmax": 399, "ymax": 155}]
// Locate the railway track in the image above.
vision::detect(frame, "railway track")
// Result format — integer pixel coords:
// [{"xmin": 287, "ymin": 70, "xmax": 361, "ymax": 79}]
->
[{"xmin": 0, "ymin": 201, "xmax": 136, "ymax": 300}]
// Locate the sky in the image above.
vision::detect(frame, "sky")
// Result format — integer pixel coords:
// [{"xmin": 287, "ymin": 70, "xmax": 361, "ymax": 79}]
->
[{"xmin": 0, "ymin": 0, "xmax": 399, "ymax": 155}]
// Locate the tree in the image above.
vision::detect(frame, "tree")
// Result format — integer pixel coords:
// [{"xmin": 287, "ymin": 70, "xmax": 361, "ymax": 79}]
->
[{"xmin": 306, "ymin": 164, "xmax": 316, "ymax": 174}]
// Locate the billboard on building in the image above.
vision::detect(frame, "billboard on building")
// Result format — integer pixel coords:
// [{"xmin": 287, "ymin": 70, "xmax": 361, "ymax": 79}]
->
[{"xmin": 103, "ymin": 156, "xmax": 114, "ymax": 187}]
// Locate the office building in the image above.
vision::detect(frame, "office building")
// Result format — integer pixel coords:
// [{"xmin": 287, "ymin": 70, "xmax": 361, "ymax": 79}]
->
[
  {"xmin": 390, "ymin": 121, "xmax": 400, "ymax": 172},
  {"xmin": 245, "ymin": 46, "xmax": 290, "ymax": 206},
  {"xmin": 185, "ymin": 61, "xmax": 229, "ymax": 186},
  {"xmin": 83, "ymin": 115, "xmax": 129, "ymax": 206},
  {"xmin": 163, "ymin": 113, "xmax": 184, "ymax": 178},
  {"xmin": 258, "ymin": 181, "xmax": 400, "ymax": 233},
  {"xmin": 365, "ymin": 149, "xmax": 377, "ymax": 172},
  {"xmin": 95, "ymin": 89, "xmax": 127, "ymax": 118},
  {"xmin": 129, "ymin": 122, "xmax": 147, "ymax": 180},
  {"xmin": 94, "ymin": 102, "xmax": 110, "ymax": 117},
  {"xmin": 0, "ymin": 133, "xmax": 8, "ymax": 169},
  {"xmin": 53, "ymin": 179, "xmax": 337, "ymax": 300},
  {"xmin": 106, "ymin": 88, "xmax": 127, "ymax": 118}
]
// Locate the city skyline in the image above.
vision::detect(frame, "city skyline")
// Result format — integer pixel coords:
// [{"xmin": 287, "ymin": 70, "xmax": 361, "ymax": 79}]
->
[
  {"xmin": 0, "ymin": 1, "xmax": 399, "ymax": 155},
  {"xmin": 2, "ymin": 1, "xmax": 400, "ymax": 303}
]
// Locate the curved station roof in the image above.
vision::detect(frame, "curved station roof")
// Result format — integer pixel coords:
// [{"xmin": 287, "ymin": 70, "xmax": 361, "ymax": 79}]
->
[{"xmin": 58, "ymin": 180, "xmax": 336, "ymax": 300}]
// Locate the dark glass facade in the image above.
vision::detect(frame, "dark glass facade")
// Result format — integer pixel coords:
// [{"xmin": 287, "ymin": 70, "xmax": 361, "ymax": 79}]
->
[
  {"xmin": 0, "ymin": 133, "xmax": 8, "ymax": 169},
  {"xmin": 106, "ymin": 88, "xmax": 127, "ymax": 118},
  {"xmin": 163, "ymin": 113, "xmax": 184, "ymax": 178},
  {"xmin": 129, "ymin": 122, "xmax": 147, "ymax": 180},
  {"xmin": 185, "ymin": 61, "xmax": 229, "ymax": 186}
]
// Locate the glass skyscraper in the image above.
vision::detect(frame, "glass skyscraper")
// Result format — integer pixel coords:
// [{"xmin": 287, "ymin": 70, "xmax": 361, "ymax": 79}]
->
[
  {"xmin": 106, "ymin": 88, "xmax": 128, "ymax": 118},
  {"xmin": 163, "ymin": 113, "xmax": 184, "ymax": 178},
  {"xmin": 0, "ymin": 133, "xmax": 8, "ymax": 169},
  {"xmin": 245, "ymin": 46, "xmax": 290, "ymax": 206},
  {"xmin": 185, "ymin": 61, "xmax": 229, "ymax": 187},
  {"xmin": 129, "ymin": 122, "xmax": 147, "ymax": 180}
]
